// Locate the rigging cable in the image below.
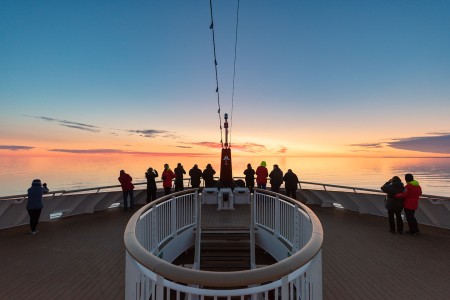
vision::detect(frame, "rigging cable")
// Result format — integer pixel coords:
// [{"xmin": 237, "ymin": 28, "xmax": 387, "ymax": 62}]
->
[
  {"xmin": 229, "ymin": 0, "xmax": 240, "ymax": 147},
  {"xmin": 209, "ymin": 0, "xmax": 223, "ymax": 147}
]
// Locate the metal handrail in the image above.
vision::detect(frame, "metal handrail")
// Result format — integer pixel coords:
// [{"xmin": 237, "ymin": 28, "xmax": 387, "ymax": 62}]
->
[
  {"xmin": 2, "ymin": 178, "xmax": 449, "ymax": 201},
  {"xmin": 124, "ymin": 188, "xmax": 323, "ymax": 287}
]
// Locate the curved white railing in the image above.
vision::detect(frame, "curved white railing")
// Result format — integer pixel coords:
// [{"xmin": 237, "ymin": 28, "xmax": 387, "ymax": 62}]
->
[{"xmin": 124, "ymin": 188, "xmax": 323, "ymax": 299}]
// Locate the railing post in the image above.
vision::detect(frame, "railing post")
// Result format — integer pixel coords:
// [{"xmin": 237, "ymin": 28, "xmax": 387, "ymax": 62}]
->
[
  {"xmin": 151, "ymin": 208, "xmax": 158, "ymax": 252},
  {"xmin": 293, "ymin": 203, "xmax": 300, "ymax": 252},
  {"xmin": 156, "ymin": 274, "xmax": 164, "ymax": 300},
  {"xmin": 194, "ymin": 191, "xmax": 201, "ymax": 269},
  {"xmin": 281, "ymin": 275, "xmax": 289, "ymax": 299},
  {"xmin": 275, "ymin": 194, "xmax": 280, "ymax": 237},
  {"xmin": 171, "ymin": 195, "xmax": 177, "ymax": 236},
  {"xmin": 250, "ymin": 192, "xmax": 256, "ymax": 269}
]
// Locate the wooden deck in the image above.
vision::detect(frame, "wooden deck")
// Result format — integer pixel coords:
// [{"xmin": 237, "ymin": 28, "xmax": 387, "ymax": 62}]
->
[{"xmin": 1, "ymin": 204, "xmax": 450, "ymax": 299}]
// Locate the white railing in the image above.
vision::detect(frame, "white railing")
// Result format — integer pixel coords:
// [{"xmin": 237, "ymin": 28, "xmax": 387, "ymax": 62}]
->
[
  {"xmin": 2, "ymin": 179, "xmax": 449, "ymax": 230},
  {"xmin": 298, "ymin": 182, "xmax": 450, "ymax": 229},
  {"xmin": 124, "ymin": 188, "xmax": 323, "ymax": 299}
]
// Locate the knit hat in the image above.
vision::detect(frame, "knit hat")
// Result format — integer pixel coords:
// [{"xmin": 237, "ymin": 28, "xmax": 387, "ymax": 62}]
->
[
  {"xmin": 32, "ymin": 179, "xmax": 42, "ymax": 186},
  {"xmin": 261, "ymin": 161, "xmax": 266, "ymax": 167}
]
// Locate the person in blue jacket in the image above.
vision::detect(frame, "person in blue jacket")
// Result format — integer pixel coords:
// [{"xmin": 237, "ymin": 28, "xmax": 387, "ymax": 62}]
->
[{"xmin": 27, "ymin": 179, "xmax": 49, "ymax": 235}]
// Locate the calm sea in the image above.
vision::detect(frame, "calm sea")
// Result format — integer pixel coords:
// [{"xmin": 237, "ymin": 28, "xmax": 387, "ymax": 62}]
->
[{"xmin": 1, "ymin": 155, "xmax": 449, "ymax": 197}]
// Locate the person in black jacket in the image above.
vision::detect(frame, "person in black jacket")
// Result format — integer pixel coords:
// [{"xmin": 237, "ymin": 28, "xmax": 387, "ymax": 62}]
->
[
  {"xmin": 202, "ymin": 164, "xmax": 216, "ymax": 188},
  {"xmin": 189, "ymin": 164, "xmax": 203, "ymax": 189},
  {"xmin": 27, "ymin": 179, "xmax": 49, "ymax": 234},
  {"xmin": 145, "ymin": 167, "xmax": 158, "ymax": 204},
  {"xmin": 174, "ymin": 163, "xmax": 186, "ymax": 192},
  {"xmin": 243, "ymin": 163, "xmax": 255, "ymax": 193},
  {"xmin": 283, "ymin": 169, "xmax": 299, "ymax": 199},
  {"xmin": 269, "ymin": 164, "xmax": 283, "ymax": 193},
  {"xmin": 381, "ymin": 176, "xmax": 405, "ymax": 234}
]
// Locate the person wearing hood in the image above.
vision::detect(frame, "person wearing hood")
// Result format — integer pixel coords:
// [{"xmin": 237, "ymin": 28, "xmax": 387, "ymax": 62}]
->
[
  {"xmin": 243, "ymin": 163, "xmax": 255, "ymax": 193},
  {"xmin": 381, "ymin": 176, "xmax": 405, "ymax": 234},
  {"xmin": 269, "ymin": 164, "xmax": 283, "ymax": 193},
  {"xmin": 202, "ymin": 164, "xmax": 216, "ymax": 188},
  {"xmin": 118, "ymin": 170, "xmax": 135, "ymax": 211},
  {"xmin": 396, "ymin": 174, "xmax": 422, "ymax": 235},
  {"xmin": 283, "ymin": 169, "xmax": 299, "ymax": 199},
  {"xmin": 161, "ymin": 164, "xmax": 176, "ymax": 195},
  {"xmin": 174, "ymin": 163, "xmax": 186, "ymax": 192},
  {"xmin": 27, "ymin": 179, "xmax": 49, "ymax": 234},
  {"xmin": 189, "ymin": 164, "xmax": 203, "ymax": 189},
  {"xmin": 256, "ymin": 161, "xmax": 268, "ymax": 189},
  {"xmin": 145, "ymin": 167, "xmax": 158, "ymax": 204}
]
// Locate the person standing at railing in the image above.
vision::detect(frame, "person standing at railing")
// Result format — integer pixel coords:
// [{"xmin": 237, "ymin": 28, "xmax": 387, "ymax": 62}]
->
[
  {"xmin": 381, "ymin": 176, "xmax": 404, "ymax": 234},
  {"xmin": 396, "ymin": 174, "xmax": 422, "ymax": 236},
  {"xmin": 145, "ymin": 167, "xmax": 158, "ymax": 204},
  {"xmin": 189, "ymin": 164, "xmax": 203, "ymax": 189},
  {"xmin": 269, "ymin": 164, "xmax": 283, "ymax": 193},
  {"xmin": 256, "ymin": 161, "xmax": 268, "ymax": 189},
  {"xmin": 161, "ymin": 164, "xmax": 176, "ymax": 195},
  {"xmin": 283, "ymin": 169, "xmax": 299, "ymax": 199},
  {"xmin": 118, "ymin": 170, "xmax": 135, "ymax": 212},
  {"xmin": 202, "ymin": 164, "xmax": 216, "ymax": 188},
  {"xmin": 174, "ymin": 163, "xmax": 186, "ymax": 192},
  {"xmin": 243, "ymin": 163, "xmax": 255, "ymax": 193},
  {"xmin": 26, "ymin": 179, "xmax": 49, "ymax": 235}
]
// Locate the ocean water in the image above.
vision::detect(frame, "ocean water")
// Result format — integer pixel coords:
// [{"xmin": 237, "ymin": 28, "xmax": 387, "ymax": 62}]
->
[{"xmin": 1, "ymin": 155, "xmax": 449, "ymax": 197}]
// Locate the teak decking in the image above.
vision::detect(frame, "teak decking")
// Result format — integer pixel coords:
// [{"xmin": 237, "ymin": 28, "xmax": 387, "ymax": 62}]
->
[{"xmin": 1, "ymin": 204, "xmax": 449, "ymax": 299}]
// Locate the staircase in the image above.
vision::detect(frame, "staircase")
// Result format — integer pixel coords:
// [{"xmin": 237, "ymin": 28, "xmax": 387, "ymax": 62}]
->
[{"xmin": 200, "ymin": 229, "xmax": 251, "ymax": 271}]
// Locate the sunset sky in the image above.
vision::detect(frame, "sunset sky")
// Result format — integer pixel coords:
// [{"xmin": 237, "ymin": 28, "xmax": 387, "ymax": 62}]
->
[{"xmin": 1, "ymin": 0, "xmax": 450, "ymax": 158}]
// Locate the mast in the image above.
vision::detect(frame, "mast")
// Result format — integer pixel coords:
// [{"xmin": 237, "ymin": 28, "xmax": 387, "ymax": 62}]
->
[{"xmin": 220, "ymin": 113, "xmax": 233, "ymax": 187}]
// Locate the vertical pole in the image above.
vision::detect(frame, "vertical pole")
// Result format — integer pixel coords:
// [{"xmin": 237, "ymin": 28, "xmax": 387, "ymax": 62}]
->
[
  {"xmin": 275, "ymin": 195, "xmax": 280, "ymax": 237},
  {"xmin": 171, "ymin": 196, "xmax": 176, "ymax": 237},
  {"xmin": 250, "ymin": 192, "xmax": 256, "ymax": 269},
  {"xmin": 156, "ymin": 275, "xmax": 164, "ymax": 300}
]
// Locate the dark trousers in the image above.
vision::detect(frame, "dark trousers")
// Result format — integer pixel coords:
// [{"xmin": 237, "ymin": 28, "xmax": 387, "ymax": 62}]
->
[
  {"xmin": 146, "ymin": 187, "xmax": 157, "ymax": 204},
  {"xmin": 27, "ymin": 208, "xmax": 42, "ymax": 232},
  {"xmin": 123, "ymin": 190, "xmax": 134, "ymax": 210},
  {"xmin": 404, "ymin": 208, "xmax": 419, "ymax": 233},
  {"xmin": 164, "ymin": 187, "xmax": 171, "ymax": 195},
  {"xmin": 257, "ymin": 183, "xmax": 266, "ymax": 189},
  {"xmin": 388, "ymin": 207, "xmax": 403, "ymax": 233},
  {"xmin": 174, "ymin": 180, "xmax": 184, "ymax": 192},
  {"xmin": 286, "ymin": 188, "xmax": 297, "ymax": 199},
  {"xmin": 271, "ymin": 185, "xmax": 281, "ymax": 193},
  {"xmin": 245, "ymin": 181, "xmax": 254, "ymax": 193}
]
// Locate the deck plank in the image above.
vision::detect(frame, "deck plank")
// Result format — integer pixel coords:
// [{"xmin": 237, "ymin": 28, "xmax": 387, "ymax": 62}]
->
[{"xmin": 1, "ymin": 204, "xmax": 449, "ymax": 299}]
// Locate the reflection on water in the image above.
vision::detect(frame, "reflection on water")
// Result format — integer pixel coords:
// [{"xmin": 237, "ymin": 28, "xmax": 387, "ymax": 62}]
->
[{"xmin": 1, "ymin": 155, "xmax": 449, "ymax": 197}]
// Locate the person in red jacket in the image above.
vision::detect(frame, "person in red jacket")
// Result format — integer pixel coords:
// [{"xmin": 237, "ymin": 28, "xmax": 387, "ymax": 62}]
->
[
  {"xmin": 161, "ymin": 164, "xmax": 176, "ymax": 195},
  {"xmin": 396, "ymin": 173, "xmax": 422, "ymax": 235},
  {"xmin": 118, "ymin": 170, "xmax": 135, "ymax": 212},
  {"xmin": 256, "ymin": 161, "xmax": 268, "ymax": 189}
]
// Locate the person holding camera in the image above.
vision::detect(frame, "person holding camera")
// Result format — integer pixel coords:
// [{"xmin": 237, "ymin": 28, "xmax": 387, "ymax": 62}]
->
[
  {"xmin": 161, "ymin": 164, "xmax": 175, "ymax": 195},
  {"xmin": 26, "ymin": 179, "xmax": 49, "ymax": 235}
]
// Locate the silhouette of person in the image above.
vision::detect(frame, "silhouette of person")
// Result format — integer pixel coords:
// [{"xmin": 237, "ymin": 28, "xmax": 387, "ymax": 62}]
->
[
  {"xmin": 26, "ymin": 179, "xmax": 49, "ymax": 234},
  {"xmin": 202, "ymin": 164, "xmax": 216, "ymax": 188},
  {"xmin": 145, "ymin": 167, "xmax": 158, "ymax": 204},
  {"xmin": 269, "ymin": 164, "xmax": 283, "ymax": 193},
  {"xmin": 256, "ymin": 161, "xmax": 268, "ymax": 189},
  {"xmin": 174, "ymin": 163, "xmax": 186, "ymax": 192},
  {"xmin": 118, "ymin": 170, "xmax": 135, "ymax": 211},
  {"xmin": 381, "ymin": 176, "xmax": 404, "ymax": 234},
  {"xmin": 396, "ymin": 173, "xmax": 422, "ymax": 235},
  {"xmin": 243, "ymin": 163, "xmax": 255, "ymax": 193},
  {"xmin": 189, "ymin": 164, "xmax": 203, "ymax": 188},
  {"xmin": 161, "ymin": 164, "xmax": 176, "ymax": 195},
  {"xmin": 283, "ymin": 169, "xmax": 299, "ymax": 199}
]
